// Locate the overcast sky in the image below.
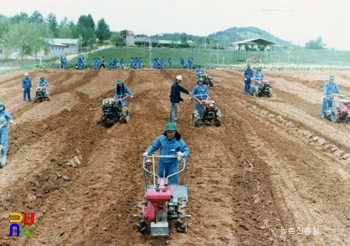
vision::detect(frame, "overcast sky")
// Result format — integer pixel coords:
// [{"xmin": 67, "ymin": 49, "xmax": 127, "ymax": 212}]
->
[{"xmin": 1, "ymin": 0, "xmax": 349, "ymax": 50}]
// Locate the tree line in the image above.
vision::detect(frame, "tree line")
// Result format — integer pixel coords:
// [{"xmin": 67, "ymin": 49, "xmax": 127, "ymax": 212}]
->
[
  {"xmin": 0, "ymin": 10, "xmax": 329, "ymax": 64},
  {"xmin": 0, "ymin": 11, "xmax": 115, "ymax": 61}
]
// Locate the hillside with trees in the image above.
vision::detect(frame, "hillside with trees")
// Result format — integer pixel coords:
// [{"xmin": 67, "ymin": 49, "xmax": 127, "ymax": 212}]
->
[
  {"xmin": 141, "ymin": 27, "xmax": 292, "ymax": 48},
  {"xmin": 207, "ymin": 27, "xmax": 292, "ymax": 47}
]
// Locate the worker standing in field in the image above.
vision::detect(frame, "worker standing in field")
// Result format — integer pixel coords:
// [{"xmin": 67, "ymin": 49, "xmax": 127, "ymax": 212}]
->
[
  {"xmin": 130, "ymin": 57, "xmax": 134, "ymax": 69},
  {"xmin": 169, "ymin": 75, "xmax": 190, "ymax": 123},
  {"xmin": 243, "ymin": 63, "xmax": 253, "ymax": 94},
  {"xmin": 120, "ymin": 58, "xmax": 125, "ymax": 69},
  {"xmin": 22, "ymin": 73, "xmax": 32, "ymax": 102},
  {"xmin": 180, "ymin": 58, "xmax": 185, "ymax": 69},
  {"xmin": 138, "ymin": 57, "xmax": 142, "ymax": 69},
  {"xmin": 168, "ymin": 58, "xmax": 172, "ymax": 69}
]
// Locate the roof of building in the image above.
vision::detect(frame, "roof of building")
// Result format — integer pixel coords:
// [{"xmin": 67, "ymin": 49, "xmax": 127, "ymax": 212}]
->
[
  {"xmin": 233, "ymin": 38, "xmax": 275, "ymax": 45},
  {"xmin": 44, "ymin": 38, "xmax": 79, "ymax": 47},
  {"xmin": 126, "ymin": 30, "xmax": 134, "ymax": 36},
  {"xmin": 135, "ymin": 37, "xmax": 151, "ymax": 42},
  {"xmin": 159, "ymin": 39, "xmax": 181, "ymax": 44}
]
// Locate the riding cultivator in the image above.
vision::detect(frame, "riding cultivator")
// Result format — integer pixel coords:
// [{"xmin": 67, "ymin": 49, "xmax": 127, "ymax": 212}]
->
[
  {"xmin": 100, "ymin": 95, "xmax": 130, "ymax": 125},
  {"xmin": 134, "ymin": 155, "xmax": 191, "ymax": 236}
]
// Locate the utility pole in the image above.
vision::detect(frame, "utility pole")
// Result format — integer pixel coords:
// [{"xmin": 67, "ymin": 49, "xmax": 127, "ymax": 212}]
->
[
  {"xmin": 149, "ymin": 36, "xmax": 152, "ymax": 67},
  {"xmin": 79, "ymin": 34, "xmax": 82, "ymax": 54},
  {"xmin": 216, "ymin": 43, "xmax": 219, "ymax": 65}
]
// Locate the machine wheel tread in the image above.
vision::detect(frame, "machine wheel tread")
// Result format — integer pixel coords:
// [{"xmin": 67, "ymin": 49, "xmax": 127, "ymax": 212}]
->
[
  {"xmin": 120, "ymin": 107, "xmax": 130, "ymax": 123},
  {"xmin": 0, "ymin": 145, "xmax": 6, "ymax": 167},
  {"xmin": 176, "ymin": 197, "xmax": 188, "ymax": 233},
  {"xmin": 192, "ymin": 110, "xmax": 200, "ymax": 127},
  {"xmin": 136, "ymin": 200, "xmax": 148, "ymax": 234},
  {"xmin": 214, "ymin": 109, "xmax": 222, "ymax": 127}
]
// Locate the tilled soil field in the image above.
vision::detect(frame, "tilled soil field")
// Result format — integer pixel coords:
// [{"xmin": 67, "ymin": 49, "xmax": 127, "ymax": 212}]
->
[{"xmin": 0, "ymin": 68, "xmax": 349, "ymax": 246}]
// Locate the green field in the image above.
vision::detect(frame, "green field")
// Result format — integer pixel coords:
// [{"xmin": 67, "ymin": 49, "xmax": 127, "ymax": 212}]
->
[
  {"xmin": 2, "ymin": 46, "xmax": 350, "ymax": 75},
  {"xmin": 67, "ymin": 46, "xmax": 350, "ymax": 70}
]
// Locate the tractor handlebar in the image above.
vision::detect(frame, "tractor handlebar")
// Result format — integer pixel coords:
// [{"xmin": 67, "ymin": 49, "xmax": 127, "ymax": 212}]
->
[
  {"xmin": 115, "ymin": 94, "xmax": 130, "ymax": 102},
  {"xmin": 0, "ymin": 121, "xmax": 10, "ymax": 130},
  {"xmin": 324, "ymin": 94, "xmax": 346, "ymax": 100},
  {"xmin": 142, "ymin": 155, "xmax": 187, "ymax": 185}
]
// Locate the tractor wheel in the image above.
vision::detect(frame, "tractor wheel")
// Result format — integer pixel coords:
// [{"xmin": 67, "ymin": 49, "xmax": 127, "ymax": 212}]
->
[
  {"xmin": 214, "ymin": 109, "xmax": 222, "ymax": 127},
  {"xmin": 136, "ymin": 200, "xmax": 148, "ymax": 234},
  {"xmin": 209, "ymin": 78, "xmax": 214, "ymax": 87},
  {"xmin": 267, "ymin": 92, "xmax": 272, "ymax": 98},
  {"xmin": 331, "ymin": 111, "xmax": 340, "ymax": 123},
  {"xmin": 47, "ymin": 95, "xmax": 51, "ymax": 101},
  {"xmin": 120, "ymin": 107, "xmax": 130, "ymax": 123},
  {"xmin": 0, "ymin": 145, "xmax": 6, "ymax": 167},
  {"xmin": 102, "ymin": 117, "xmax": 112, "ymax": 126},
  {"xmin": 176, "ymin": 197, "xmax": 187, "ymax": 233},
  {"xmin": 252, "ymin": 88, "xmax": 257, "ymax": 97},
  {"xmin": 192, "ymin": 110, "xmax": 200, "ymax": 127}
]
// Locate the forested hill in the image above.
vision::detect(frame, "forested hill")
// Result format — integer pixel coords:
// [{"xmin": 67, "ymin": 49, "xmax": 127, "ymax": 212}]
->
[
  {"xmin": 208, "ymin": 27, "xmax": 292, "ymax": 46},
  {"xmin": 148, "ymin": 26, "xmax": 292, "ymax": 47}
]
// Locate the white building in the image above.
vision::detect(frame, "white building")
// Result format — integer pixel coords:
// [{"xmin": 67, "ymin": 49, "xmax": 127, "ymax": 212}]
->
[
  {"xmin": 39, "ymin": 39, "xmax": 79, "ymax": 59},
  {"xmin": 159, "ymin": 40, "xmax": 181, "ymax": 45},
  {"xmin": 1, "ymin": 38, "xmax": 79, "ymax": 60},
  {"xmin": 233, "ymin": 38, "xmax": 274, "ymax": 51},
  {"xmin": 126, "ymin": 31, "xmax": 135, "ymax": 46}
]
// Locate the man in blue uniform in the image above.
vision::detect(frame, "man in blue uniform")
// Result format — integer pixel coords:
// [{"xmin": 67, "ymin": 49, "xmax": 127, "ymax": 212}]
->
[
  {"xmin": 37, "ymin": 75, "xmax": 50, "ymax": 98},
  {"xmin": 138, "ymin": 57, "xmax": 142, "ymax": 69},
  {"xmin": 22, "ymin": 73, "xmax": 32, "ymax": 102},
  {"xmin": 190, "ymin": 78, "xmax": 210, "ymax": 118},
  {"xmin": 0, "ymin": 101, "xmax": 13, "ymax": 167},
  {"xmin": 143, "ymin": 123, "xmax": 190, "ymax": 185},
  {"xmin": 195, "ymin": 65, "xmax": 205, "ymax": 80},
  {"xmin": 180, "ymin": 58, "xmax": 185, "ymax": 69},
  {"xmin": 81, "ymin": 57, "xmax": 86, "ymax": 69},
  {"xmin": 169, "ymin": 75, "xmax": 190, "ymax": 123},
  {"xmin": 120, "ymin": 58, "xmax": 125, "ymax": 69},
  {"xmin": 321, "ymin": 75, "xmax": 343, "ymax": 118},
  {"xmin": 60, "ymin": 57, "xmax": 64, "ymax": 69},
  {"xmin": 114, "ymin": 79, "xmax": 133, "ymax": 107},
  {"xmin": 168, "ymin": 58, "xmax": 172, "ymax": 69},
  {"xmin": 244, "ymin": 63, "xmax": 253, "ymax": 94},
  {"xmin": 251, "ymin": 67, "xmax": 264, "ymax": 94}
]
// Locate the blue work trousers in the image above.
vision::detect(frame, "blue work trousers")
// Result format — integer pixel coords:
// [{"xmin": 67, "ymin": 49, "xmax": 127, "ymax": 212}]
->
[
  {"xmin": 321, "ymin": 97, "xmax": 333, "ymax": 116},
  {"xmin": 158, "ymin": 160, "xmax": 179, "ymax": 185},
  {"xmin": 0, "ymin": 127, "xmax": 9, "ymax": 152},
  {"xmin": 23, "ymin": 88, "xmax": 31, "ymax": 101},
  {"xmin": 244, "ymin": 79, "xmax": 251, "ymax": 94}
]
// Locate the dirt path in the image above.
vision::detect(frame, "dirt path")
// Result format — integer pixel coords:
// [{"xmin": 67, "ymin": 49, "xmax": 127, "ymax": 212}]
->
[
  {"xmin": 0, "ymin": 69, "xmax": 349, "ymax": 245},
  {"xmin": 55, "ymin": 45, "xmax": 114, "ymax": 63}
]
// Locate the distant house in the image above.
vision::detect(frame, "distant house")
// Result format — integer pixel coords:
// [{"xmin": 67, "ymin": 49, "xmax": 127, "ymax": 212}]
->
[
  {"xmin": 37, "ymin": 38, "xmax": 79, "ymax": 59},
  {"xmin": 159, "ymin": 40, "xmax": 181, "ymax": 45},
  {"xmin": 126, "ymin": 30, "xmax": 135, "ymax": 46},
  {"xmin": 233, "ymin": 38, "xmax": 275, "ymax": 62},
  {"xmin": 233, "ymin": 38, "xmax": 275, "ymax": 51},
  {"xmin": 2, "ymin": 38, "xmax": 79, "ymax": 60},
  {"xmin": 135, "ymin": 37, "xmax": 151, "ymax": 43}
]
